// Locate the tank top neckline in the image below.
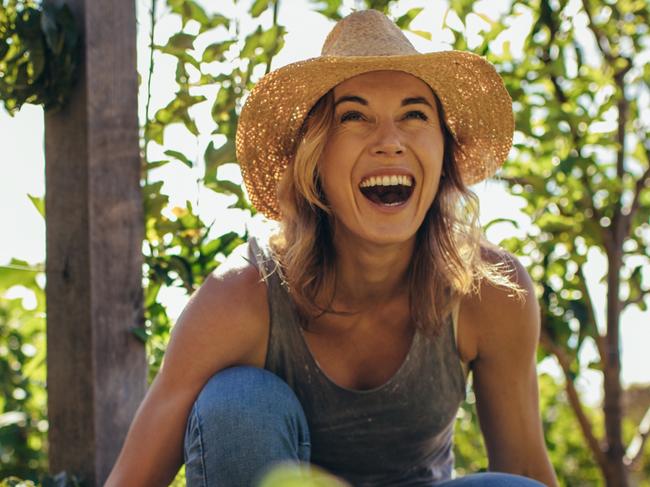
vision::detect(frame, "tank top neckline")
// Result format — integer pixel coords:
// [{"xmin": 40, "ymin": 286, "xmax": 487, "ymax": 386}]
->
[
  {"xmin": 248, "ymin": 235, "xmax": 463, "ymax": 395},
  {"xmin": 295, "ymin": 321, "xmax": 421, "ymax": 395}
]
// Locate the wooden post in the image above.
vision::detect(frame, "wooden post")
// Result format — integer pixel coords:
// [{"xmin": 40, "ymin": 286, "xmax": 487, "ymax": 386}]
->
[{"xmin": 44, "ymin": 0, "xmax": 146, "ymax": 485}]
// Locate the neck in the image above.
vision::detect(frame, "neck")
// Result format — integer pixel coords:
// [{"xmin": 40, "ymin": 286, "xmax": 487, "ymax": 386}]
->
[{"xmin": 326, "ymin": 231, "xmax": 415, "ymax": 313}]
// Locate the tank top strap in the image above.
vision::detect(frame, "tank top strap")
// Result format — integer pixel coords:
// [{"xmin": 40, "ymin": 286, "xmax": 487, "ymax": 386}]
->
[{"xmin": 247, "ymin": 237, "xmax": 312, "ymax": 387}]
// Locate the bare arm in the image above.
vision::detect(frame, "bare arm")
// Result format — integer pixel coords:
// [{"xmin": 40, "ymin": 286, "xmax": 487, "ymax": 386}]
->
[
  {"xmin": 104, "ymin": 245, "xmax": 269, "ymax": 487},
  {"xmin": 466, "ymin": 254, "xmax": 558, "ymax": 486}
]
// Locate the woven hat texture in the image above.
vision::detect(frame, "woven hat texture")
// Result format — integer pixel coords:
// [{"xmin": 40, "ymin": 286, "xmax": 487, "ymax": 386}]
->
[{"xmin": 236, "ymin": 9, "xmax": 514, "ymax": 220}]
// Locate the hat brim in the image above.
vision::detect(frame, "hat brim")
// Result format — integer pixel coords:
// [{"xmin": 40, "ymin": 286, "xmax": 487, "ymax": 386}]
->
[{"xmin": 236, "ymin": 50, "xmax": 514, "ymax": 221}]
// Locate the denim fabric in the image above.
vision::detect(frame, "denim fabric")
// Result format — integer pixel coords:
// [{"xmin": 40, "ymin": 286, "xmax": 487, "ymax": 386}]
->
[
  {"xmin": 435, "ymin": 472, "xmax": 546, "ymax": 486},
  {"xmin": 184, "ymin": 366, "xmax": 311, "ymax": 487},
  {"xmin": 184, "ymin": 366, "xmax": 545, "ymax": 487}
]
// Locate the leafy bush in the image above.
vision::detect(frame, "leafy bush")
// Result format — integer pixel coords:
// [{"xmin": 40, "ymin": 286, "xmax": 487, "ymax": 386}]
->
[
  {"xmin": 0, "ymin": 0, "xmax": 79, "ymax": 115},
  {"xmin": 0, "ymin": 260, "xmax": 46, "ymax": 482}
]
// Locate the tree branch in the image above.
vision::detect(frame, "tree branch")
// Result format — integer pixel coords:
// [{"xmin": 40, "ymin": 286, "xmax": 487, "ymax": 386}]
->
[
  {"xmin": 621, "ymin": 160, "xmax": 650, "ymax": 240},
  {"xmin": 264, "ymin": 0, "xmax": 280, "ymax": 75},
  {"xmin": 539, "ymin": 325, "xmax": 609, "ymax": 474},
  {"xmin": 625, "ymin": 404, "xmax": 650, "ymax": 470},
  {"xmin": 576, "ymin": 265, "xmax": 607, "ymax": 364},
  {"xmin": 143, "ymin": 0, "xmax": 158, "ymax": 187}
]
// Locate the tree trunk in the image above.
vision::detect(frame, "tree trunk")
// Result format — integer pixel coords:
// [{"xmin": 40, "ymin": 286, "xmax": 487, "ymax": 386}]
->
[{"xmin": 602, "ymin": 218, "xmax": 628, "ymax": 487}]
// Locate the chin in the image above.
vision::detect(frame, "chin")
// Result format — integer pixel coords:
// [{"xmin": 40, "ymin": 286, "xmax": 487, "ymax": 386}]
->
[
  {"xmin": 350, "ymin": 221, "xmax": 420, "ymax": 247},
  {"xmin": 328, "ymin": 198, "xmax": 428, "ymax": 247}
]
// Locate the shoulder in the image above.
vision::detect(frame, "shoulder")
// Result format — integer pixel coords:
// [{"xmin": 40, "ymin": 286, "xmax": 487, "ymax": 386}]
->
[
  {"xmin": 477, "ymin": 244, "xmax": 536, "ymax": 310},
  {"xmin": 187, "ymin": 240, "xmax": 268, "ymax": 321},
  {"xmin": 459, "ymin": 245, "xmax": 540, "ymax": 364},
  {"xmin": 162, "ymin": 240, "xmax": 270, "ymax": 377}
]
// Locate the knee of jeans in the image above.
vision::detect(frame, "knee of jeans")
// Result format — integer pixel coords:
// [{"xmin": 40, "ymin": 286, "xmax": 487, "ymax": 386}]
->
[{"xmin": 192, "ymin": 365, "xmax": 308, "ymax": 430}]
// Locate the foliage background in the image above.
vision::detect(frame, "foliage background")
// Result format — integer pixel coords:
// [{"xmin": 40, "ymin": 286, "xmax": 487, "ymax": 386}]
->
[{"xmin": 1, "ymin": 0, "xmax": 649, "ymax": 485}]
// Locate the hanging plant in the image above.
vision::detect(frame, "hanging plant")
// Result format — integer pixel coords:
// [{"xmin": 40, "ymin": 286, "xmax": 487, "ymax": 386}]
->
[{"xmin": 0, "ymin": 0, "xmax": 79, "ymax": 115}]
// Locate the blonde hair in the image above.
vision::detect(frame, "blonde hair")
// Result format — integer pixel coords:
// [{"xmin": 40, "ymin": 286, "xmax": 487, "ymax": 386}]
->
[{"xmin": 271, "ymin": 89, "xmax": 524, "ymax": 337}]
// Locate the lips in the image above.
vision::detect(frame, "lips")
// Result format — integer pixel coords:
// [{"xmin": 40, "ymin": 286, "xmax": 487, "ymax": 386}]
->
[{"xmin": 358, "ymin": 173, "xmax": 415, "ymax": 207}]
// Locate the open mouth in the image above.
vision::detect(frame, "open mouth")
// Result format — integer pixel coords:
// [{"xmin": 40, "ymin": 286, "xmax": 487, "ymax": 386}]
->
[{"xmin": 359, "ymin": 174, "xmax": 415, "ymax": 207}]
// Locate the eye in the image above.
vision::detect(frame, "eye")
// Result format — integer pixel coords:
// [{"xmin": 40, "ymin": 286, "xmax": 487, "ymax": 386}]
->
[
  {"xmin": 403, "ymin": 110, "xmax": 428, "ymax": 121},
  {"xmin": 339, "ymin": 111, "xmax": 365, "ymax": 123}
]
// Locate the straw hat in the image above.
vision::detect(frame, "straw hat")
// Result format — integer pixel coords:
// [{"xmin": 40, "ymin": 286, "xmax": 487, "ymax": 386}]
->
[{"xmin": 236, "ymin": 9, "xmax": 514, "ymax": 220}]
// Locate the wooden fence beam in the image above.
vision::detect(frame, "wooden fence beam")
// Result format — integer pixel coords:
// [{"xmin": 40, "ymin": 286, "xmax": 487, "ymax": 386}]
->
[{"xmin": 44, "ymin": 0, "xmax": 146, "ymax": 485}]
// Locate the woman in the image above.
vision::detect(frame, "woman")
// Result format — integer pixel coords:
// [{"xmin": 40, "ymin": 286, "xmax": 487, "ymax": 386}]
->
[{"xmin": 106, "ymin": 10, "xmax": 558, "ymax": 487}]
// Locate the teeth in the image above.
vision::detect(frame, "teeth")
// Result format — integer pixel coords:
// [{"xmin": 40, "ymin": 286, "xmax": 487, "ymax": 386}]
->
[{"xmin": 359, "ymin": 174, "xmax": 413, "ymax": 188}]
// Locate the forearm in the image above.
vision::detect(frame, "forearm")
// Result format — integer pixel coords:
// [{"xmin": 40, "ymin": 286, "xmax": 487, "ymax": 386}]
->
[
  {"xmin": 525, "ymin": 456, "xmax": 559, "ymax": 487},
  {"xmin": 489, "ymin": 451, "xmax": 558, "ymax": 487},
  {"xmin": 104, "ymin": 381, "xmax": 191, "ymax": 487}
]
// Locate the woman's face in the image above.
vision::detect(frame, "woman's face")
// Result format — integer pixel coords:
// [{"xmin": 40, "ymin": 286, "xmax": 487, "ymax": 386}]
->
[{"xmin": 318, "ymin": 70, "xmax": 445, "ymax": 248}]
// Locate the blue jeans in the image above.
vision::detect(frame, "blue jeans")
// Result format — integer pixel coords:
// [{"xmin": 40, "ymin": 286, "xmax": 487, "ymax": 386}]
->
[{"xmin": 184, "ymin": 366, "xmax": 545, "ymax": 487}]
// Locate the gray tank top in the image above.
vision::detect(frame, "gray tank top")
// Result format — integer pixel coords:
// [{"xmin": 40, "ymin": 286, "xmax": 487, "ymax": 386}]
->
[{"xmin": 250, "ymin": 238, "xmax": 467, "ymax": 486}]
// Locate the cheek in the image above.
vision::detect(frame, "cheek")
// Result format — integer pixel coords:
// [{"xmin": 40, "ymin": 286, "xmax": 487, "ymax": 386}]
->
[
  {"xmin": 417, "ymin": 139, "xmax": 444, "ymax": 203},
  {"xmin": 318, "ymin": 138, "xmax": 359, "ymax": 193},
  {"xmin": 420, "ymin": 135, "xmax": 445, "ymax": 174},
  {"xmin": 318, "ymin": 157, "xmax": 346, "ymax": 206}
]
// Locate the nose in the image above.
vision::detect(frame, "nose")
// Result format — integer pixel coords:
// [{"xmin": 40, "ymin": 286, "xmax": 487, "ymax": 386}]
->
[{"xmin": 369, "ymin": 120, "xmax": 405, "ymax": 157}]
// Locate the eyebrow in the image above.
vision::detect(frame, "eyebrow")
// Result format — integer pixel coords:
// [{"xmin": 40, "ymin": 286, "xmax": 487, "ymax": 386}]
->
[
  {"xmin": 334, "ymin": 95, "xmax": 367, "ymax": 107},
  {"xmin": 402, "ymin": 96, "xmax": 433, "ymax": 108},
  {"xmin": 333, "ymin": 95, "xmax": 433, "ymax": 108}
]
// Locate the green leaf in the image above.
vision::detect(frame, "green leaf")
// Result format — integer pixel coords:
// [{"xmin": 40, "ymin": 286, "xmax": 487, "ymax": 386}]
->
[
  {"xmin": 251, "ymin": 0, "xmax": 270, "ymax": 18},
  {"xmin": 363, "ymin": 0, "xmax": 392, "ymax": 14},
  {"xmin": 28, "ymin": 44, "xmax": 45, "ymax": 78},
  {"xmin": 205, "ymin": 178, "xmax": 244, "ymax": 199},
  {"xmin": 154, "ymin": 92, "xmax": 206, "ymax": 133},
  {"xmin": 168, "ymin": 32, "xmax": 195, "ymax": 51},
  {"xmin": 169, "ymin": 0, "xmax": 216, "ymax": 31},
  {"xmin": 0, "ymin": 259, "xmax": 42, "ymax": 291},
  {"xmin": 130, "ymin": 326, "xmax": 149, "ymax": 344},
  {"xmin": 409, "ymin": 29, "xmax": 432, "ymax": 41},
  {"xmin": 168, "ymin": 254, "xmax": 194, "ymax": 290},
  {"xmin": 155, "ymin": 44, "xmax": 200, "ymax": 68},
  {"xmin": 0, "ymin": 476, "xmax": 37, "ymax": 487},
  {"xmin": 207, "ymin": 14, "xmax": 230, "ymax": 30},
  {"xmin": 204, "ymin": 140, "xmax": 236, "ymax": 172},
  {"xmin": 144, "ymin": 280, "xmax": 162, "ymax": 309},
  {"xmin": 202, "ymin": 40, "xmax": 235, "ymax": 63},
  {"xmin": 258, "ymin": 462, "xmax": 345, "ymax": 487},
  {"xmin": 396, "ymin": 7, "xmax": 423, "ymax": 30},
  {"xmin": 184, "ymin": 1, "xmax": 210, "ymax": 29},
  {"xmin": 145, "ymin": 159, "xmax": 170, "ymax": 171},
  {"xmin": 259, "ymin": 25, "xmax": 285, "ymax": 53},
  {"xmin": 27, "ymin": 194, "xmax": 44, "ymax": 218},
  {"xmin": 0, "ymin": 39, "xmax": 9, "ymax": 60},
  {"xmin": 164, "ymin": 149, "xmax": 193, "ymax": 168},
  {"xmin": 473, "ymin": 11, "xmax": 498, "ymax": 28},
  {"xmin": 15, "ymin": 7, "xmax": 41, "ymax": 38},
  {"xmin": 145, "ymin": 121, "xmax": 165, "ymax": 145},
  {"xmin": 40, "ymin": 4, "xmax": 62, "ymax": 54},
  {"xmin": 241, "ymin": 26, "xmax": 263, "ymax": 58}
]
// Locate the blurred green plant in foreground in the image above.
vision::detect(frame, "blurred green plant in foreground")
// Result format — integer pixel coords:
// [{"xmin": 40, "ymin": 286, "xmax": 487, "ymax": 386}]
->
[{"xmin": 258, "ymin": 462, "xmax": 349, "ymax": 487}]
